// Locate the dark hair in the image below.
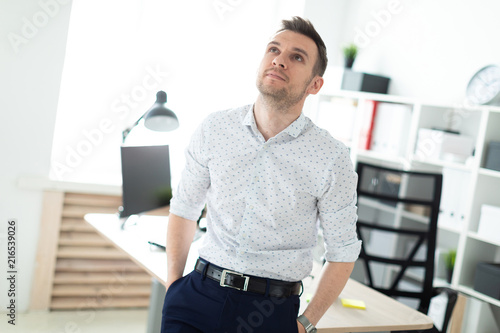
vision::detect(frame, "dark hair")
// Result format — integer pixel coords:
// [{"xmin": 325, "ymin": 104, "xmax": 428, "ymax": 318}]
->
[{"xmin": 277, "ymin": 16, "xmax": 328, "ymax": 77}]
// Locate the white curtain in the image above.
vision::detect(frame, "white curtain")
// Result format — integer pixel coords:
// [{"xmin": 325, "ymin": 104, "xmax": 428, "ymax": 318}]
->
[{"xmin": 50, "ymin": 0, "xmax": 306, "ymax": 186}]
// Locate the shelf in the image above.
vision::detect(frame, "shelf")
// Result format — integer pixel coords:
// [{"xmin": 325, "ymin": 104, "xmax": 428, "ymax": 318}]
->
[
  {"xmin": 437, "ymin": 223, "xmax": 462, "ymax": 234},
  {"xmin": 467, "ymin": 231, "xmax": 500, "ymax": 246},
  {"xmin": 479, "ymin": 168, "xmax": 500, "ymax": 178},
  {"xmin": 312, "ymin": 89, "xmax": 500, "ymax": 313},
  {"xmin": 318, "ymin": 87, "xmax": 500, "ymax": 112},
  {"xmin": 458, "ymin": 285, "xmax": 500, "ymax": 308},
  {"xmin": 419, "ymin": 100, "xmax": 500, "ymax": 114},
  {"xmin": 357, "ymin": 150, "xmax": 407, "ymax": 165},
  {"xmin": 486, "ymin": 105, "xmax": 500, "ymax": 113},
  {"xmin": 410, "ymin": 157, "xmax": 473, "ymax": 171},
  {"xmin": 433, "ymin": 277, "xmax": 451, "ymax": 288},
  {"xmin": 319, "ymin": 89, "xmax": 416, "ymax": 105}
]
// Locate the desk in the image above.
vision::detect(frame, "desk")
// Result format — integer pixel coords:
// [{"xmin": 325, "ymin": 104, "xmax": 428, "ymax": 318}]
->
[{"xmin": 85, "ymin": 213, "xmax": 433, "ymax": 332}]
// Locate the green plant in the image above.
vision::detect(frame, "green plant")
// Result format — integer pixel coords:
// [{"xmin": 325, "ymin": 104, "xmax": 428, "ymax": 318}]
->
[
  {"xmin": 445, "ymin": 249, "xmax": 456, "ymax": 271},
  {"xmin": 155, "ymin": 186, "xmax": 173, "ymax": 206},
  {"xmin": 342, "ymin": 43, "xmax": 358, "ymax": 60}
]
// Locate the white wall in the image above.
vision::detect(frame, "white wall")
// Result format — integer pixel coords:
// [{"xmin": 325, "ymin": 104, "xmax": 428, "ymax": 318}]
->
[
  {"xmin": 304, "ymin": 0, "xmax": 351, "ymax": 68},
  {"xmin": 305, "ymin": 0, "xmax": 500, "ymax": 103},
  {"xmin": 0, "ymin": 0, "xmax": 73, "ymax": 312}
]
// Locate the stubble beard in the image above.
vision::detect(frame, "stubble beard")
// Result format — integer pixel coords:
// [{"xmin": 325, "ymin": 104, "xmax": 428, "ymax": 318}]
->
[{"xmin": 256, "ymin": 73, "xmax": 314, "ymax": 112}]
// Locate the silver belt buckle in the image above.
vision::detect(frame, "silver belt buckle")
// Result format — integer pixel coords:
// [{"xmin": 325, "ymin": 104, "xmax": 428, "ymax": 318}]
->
[{"xmin": 220, "ymin": 269, "xmax": 250, "ymax": 291}]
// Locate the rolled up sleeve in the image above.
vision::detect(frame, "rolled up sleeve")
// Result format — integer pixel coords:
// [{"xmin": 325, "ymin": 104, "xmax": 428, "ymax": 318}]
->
[
  {"xmin": 169, "ymin": 122, "xmax": 211, "ymax": 221},
  {"xmin": 318, "ymin": 146, "xmax": 361, "ymax": 262}
]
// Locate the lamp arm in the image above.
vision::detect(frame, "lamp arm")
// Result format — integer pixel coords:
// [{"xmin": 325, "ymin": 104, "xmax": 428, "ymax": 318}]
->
[{"xmin": 122, "ymin": 114, "xmax": 145, "ymax": 143}]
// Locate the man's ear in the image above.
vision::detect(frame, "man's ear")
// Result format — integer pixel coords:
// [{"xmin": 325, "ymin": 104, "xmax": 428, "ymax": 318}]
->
[{"xmin": 307, "ymin": 76, "xmax": 324, "ymax": 95}]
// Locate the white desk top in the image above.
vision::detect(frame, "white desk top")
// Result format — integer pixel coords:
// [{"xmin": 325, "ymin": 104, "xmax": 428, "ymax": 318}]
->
[{"xmin": 85, "ymin": 213, "xmax": 433, "ymax": 332}]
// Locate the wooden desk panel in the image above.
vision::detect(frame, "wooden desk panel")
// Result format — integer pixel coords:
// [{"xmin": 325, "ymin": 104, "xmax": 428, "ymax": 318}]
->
[{"xmin": 307, "ymin": 278, "xmax": 433, "ymax": 332}]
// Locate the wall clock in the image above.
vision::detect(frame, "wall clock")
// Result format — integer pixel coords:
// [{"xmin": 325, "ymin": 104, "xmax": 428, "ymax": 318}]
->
[{"xmin": 466, "ymin": 65, "xmax": 500, "ymax": 105}]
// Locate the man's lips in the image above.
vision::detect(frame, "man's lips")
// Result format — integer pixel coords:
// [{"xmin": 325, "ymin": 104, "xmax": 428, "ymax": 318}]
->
[{"xmin": 265, "ymin": 70, "xmax": 287, "ymax": 81}]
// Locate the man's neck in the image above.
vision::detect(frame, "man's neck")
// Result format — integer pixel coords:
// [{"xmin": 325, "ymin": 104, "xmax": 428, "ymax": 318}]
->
[{"xmin": 254, "ymin": 94, "xmax": 304, "ymax": 141}]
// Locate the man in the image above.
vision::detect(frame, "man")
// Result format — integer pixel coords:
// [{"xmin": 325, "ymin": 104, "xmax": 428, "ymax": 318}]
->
[{"xmin": 162, "ymin": 16, "xmax": 361, "ymax": 333}]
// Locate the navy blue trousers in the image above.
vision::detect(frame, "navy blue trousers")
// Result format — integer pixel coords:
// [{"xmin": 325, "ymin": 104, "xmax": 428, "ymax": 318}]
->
[{"xmin": 161, "ymin": 268, "xmax": 300, "ymax": 332}]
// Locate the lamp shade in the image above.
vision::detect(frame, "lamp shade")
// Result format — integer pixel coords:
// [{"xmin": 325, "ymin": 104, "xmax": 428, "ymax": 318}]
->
[{"xmin": 143, "ymin": 91, "xmax": 179, "ymax": 132}]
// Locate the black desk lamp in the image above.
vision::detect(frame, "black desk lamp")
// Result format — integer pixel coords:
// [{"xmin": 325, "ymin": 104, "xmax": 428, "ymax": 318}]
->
[
  {"xmin": 122, "ymin": 90, "xmax": 179, "ymax": 142},
  {"xmin": 119, "ymin": 91, "xmax": 177, "ymax": 229}
]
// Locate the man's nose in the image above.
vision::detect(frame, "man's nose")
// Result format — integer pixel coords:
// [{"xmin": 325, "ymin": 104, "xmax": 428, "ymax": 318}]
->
[{"xmin": 272, "ymin": 55, "xmax": 287, "ymax": 69}]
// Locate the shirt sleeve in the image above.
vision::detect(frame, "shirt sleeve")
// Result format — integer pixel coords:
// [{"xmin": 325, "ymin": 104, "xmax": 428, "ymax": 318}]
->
[
  {"xmin": 169, "ymin": 121, "xmax": 211, "ymax": 221},
  {"xmin": 317, "ymin": 144, "xmax": 361, "ymax": 262}
]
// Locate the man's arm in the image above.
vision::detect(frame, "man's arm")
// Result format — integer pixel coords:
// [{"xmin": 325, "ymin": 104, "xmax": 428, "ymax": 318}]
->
[
  {"xmin": 165, "ymin": 213, "xmax": 198, "ymax": 290},
  {"xmin": 297, "ymin": 261, "xmax": 355, "ymax": 333}
]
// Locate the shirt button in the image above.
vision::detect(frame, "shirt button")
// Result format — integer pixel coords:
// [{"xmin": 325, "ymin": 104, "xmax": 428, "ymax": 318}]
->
[
  {"xmin": 249, "ymin": 205, "xmax": 254, "ymax": 210},
  {"xmin": 255, "ymin": 176, "xmax": 259, "ymax": 182}
]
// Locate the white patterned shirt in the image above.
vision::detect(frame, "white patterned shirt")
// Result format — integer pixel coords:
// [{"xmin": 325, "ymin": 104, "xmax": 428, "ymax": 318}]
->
[{"xmin": 170, "ymin": 104, "xmax": 361, "ymax": 281}]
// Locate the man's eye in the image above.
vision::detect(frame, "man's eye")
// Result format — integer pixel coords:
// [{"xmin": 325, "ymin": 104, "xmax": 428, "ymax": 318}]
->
[
  {"xmin": 294, "ymin": 55, "xmax": 303, "ymax": 62},
  {"xmin": 269, "ymin": 47, "xmax": 279, "ymax": 53}
]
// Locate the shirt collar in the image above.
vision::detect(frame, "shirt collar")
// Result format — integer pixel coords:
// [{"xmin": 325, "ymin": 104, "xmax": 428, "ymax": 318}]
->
[
  {"xmin": 242, "ymin": 104, "xmax": 260, "ymax": 138},
  {"xmin": 242, "ymin": 104, "xmax": 307, "ymax": 139},
  {"xmin": 284, "ymin": 113, "xmax": 306, "ymax": 138}
]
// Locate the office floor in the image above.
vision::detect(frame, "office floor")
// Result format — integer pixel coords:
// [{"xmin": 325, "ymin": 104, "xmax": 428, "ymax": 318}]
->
[{"xmin": 0, "ymin": 309, "xmax": 148, "ymax": 333}]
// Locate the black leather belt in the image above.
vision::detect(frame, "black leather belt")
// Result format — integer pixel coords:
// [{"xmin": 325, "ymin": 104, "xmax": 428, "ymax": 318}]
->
[{"xmin": 195, "ymin": 258, "xmax": 302, "ymax": 298}]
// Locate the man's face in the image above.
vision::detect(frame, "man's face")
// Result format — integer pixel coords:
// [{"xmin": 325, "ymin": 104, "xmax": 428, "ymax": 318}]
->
[{"xmin": 256, "ymin": 30, "xmax": 322, "ymax": 108}]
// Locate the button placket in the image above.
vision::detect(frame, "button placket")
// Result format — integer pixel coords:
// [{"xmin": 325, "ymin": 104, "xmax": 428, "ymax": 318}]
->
[{"xmin": 239, "ymin": 144, "xmax": 267, "ymax": 256}]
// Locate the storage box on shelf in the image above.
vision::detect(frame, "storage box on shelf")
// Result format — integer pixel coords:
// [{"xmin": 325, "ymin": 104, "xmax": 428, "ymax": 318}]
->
[
  {"xmin": 477, "ymin": 205, "xmax": 500, "ymax": 244},
  {"xmin": 484, "ymin": 141, "xmax": 500, "ymax": 172},
  {"xmin": 437, "ymin": 167, "xmax": 471, "ymax": 232},
  {"xmin": 480, "ymin": 111, "xmax": 500, "ymax": 168},
  {"xmin": 474, "ymin": 263, "xmax": 500, "ymax": 300},
  {"xmin": 459, "ymin": 238, "xmax": 500, "ymax": 307},
  {"xmin": 308, "ymin": 88, "xmax": 500, "ymax": 316},
  {"xmin": 469, "ymin": 164, "xmax": 500, "ymax": 246},
  {"xmin": 415, "ymin": 128, "xmax": 475, "ymax": 164},
  {"xmin": 411, "ymin": 103, "xmax": 483, "ymax": 170}
]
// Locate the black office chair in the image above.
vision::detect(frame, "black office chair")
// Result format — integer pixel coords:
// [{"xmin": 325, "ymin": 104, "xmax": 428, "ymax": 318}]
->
[{"xmin": 354, "ymin": 162, "xmax": 443, "ymax": 318}]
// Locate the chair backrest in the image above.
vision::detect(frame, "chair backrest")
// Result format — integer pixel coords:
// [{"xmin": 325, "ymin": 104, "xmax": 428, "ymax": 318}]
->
[{"xmin": 355, "ymin": 162, "xmax": 443, "ymax": 313}]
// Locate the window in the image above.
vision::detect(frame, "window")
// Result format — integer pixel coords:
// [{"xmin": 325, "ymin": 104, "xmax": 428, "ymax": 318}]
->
[{"xmin": 50, "ymin": 0, "xmax": 305, "ymax": 186}]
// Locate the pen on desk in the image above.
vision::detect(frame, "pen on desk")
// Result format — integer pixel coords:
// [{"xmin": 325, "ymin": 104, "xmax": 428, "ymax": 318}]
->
[{"xmin": 148, "ymin": 241, "xmax": 166, "ymax": 250}]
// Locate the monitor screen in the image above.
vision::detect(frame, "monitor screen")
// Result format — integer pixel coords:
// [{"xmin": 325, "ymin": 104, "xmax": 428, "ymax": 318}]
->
[{"xmin": 119, "ymin": 145, "xmax": 172, "ymax": 218}]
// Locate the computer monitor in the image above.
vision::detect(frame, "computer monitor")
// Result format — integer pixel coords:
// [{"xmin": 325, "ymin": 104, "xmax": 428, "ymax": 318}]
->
[{"xmin": 119, "ymin": 145, "xmax": 172, "ymax": 218}]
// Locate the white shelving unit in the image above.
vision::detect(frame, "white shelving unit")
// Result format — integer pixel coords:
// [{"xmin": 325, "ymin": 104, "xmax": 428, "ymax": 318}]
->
[{"xmin": 308, "ymin": 87, "xmax": 500, "ymax": 331}]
